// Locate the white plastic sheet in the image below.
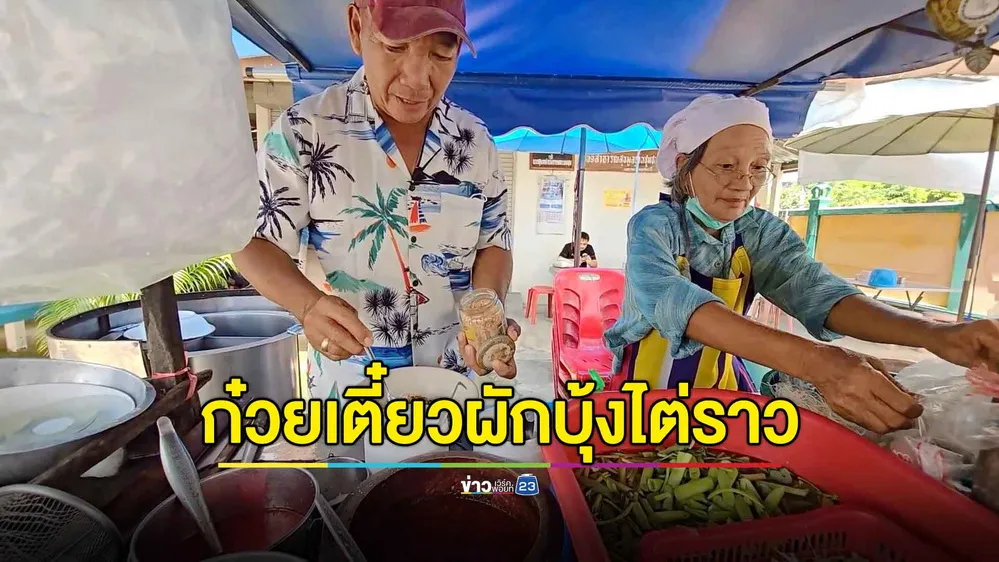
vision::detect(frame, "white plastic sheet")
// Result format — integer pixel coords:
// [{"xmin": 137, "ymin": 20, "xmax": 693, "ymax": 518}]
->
[{"xmin": 0, "ymin": 0, "xmax": 258, "ymax": 305}]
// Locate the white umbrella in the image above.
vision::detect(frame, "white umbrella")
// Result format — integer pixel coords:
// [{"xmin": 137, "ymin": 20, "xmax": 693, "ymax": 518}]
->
[{"xmin": 787, "ymin": 104, "xmax": 999, "ymax": 320}]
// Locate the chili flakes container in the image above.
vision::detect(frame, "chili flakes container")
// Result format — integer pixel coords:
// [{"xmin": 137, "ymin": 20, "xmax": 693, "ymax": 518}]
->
[{"xmin": 458, "ymin": 288, "xmax": 515, "ymax": 373}]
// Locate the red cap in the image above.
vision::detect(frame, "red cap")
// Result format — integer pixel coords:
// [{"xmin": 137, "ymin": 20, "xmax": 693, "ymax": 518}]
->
[{"xmin": 354, "ymin": 0, "xmax": 476, "ymax": 56}]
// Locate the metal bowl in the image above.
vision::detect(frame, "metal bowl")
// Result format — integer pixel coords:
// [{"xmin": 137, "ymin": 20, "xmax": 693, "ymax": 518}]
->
[{"xmin": 0, "ymin": 357, "xmax": 155, "ymax": 485}]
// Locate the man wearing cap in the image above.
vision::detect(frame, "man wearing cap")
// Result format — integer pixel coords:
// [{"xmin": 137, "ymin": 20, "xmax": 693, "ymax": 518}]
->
[{"xmin": 234, "ymin": 0, "xmax": 519, "ymax": 401}]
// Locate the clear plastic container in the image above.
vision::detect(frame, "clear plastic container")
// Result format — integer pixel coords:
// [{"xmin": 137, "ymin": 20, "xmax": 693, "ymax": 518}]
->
[{"xmin": 458, "ymin": 289, "xmax": 515, "ymax": 373}]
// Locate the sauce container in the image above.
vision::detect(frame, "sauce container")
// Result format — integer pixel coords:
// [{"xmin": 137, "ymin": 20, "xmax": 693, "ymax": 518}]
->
[{"xmin": 458, "ymin": 289, "xmax": 515, "ymax": 373}]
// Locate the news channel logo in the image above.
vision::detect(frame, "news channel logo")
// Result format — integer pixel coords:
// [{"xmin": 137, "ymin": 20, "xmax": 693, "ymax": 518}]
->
[{"xmin": 459, "ymin": 474, "xmax": 540, "ymax": 496}]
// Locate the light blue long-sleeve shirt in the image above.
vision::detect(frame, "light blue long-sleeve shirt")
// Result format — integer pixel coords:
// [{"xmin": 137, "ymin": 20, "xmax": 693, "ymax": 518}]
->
[{"xmin": 604, "ymin": 201, "xmax": 861, "ymax": 371}]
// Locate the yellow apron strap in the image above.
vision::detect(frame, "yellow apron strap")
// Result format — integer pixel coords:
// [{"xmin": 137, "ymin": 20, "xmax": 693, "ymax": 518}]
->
[
  {"xmin": 632, "ymin": 331, "xmax": 671, "ymax": 388},
  {"xmin": 629, "ymin": 247, "xmax": 752, "ymax": 391}
]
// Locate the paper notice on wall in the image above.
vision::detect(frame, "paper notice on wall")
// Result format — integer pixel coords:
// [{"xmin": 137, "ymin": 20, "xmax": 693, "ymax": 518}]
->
[
  {"xmin": 603, "ymin": 188, "xmax": 632, "ymax": 208},
  {"xmin": 536, "ymin": 175, "xmax": 566, "ymax": 235}
]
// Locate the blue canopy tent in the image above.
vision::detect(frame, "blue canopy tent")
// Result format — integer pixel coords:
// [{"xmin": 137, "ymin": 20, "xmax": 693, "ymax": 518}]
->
[
  {"xmin": 494, "ymin": 124, "xmax": 661, "ymax": 154},
  {"xmin": 494, "ymin": 124, "xmax": 662, "ymax": 219},
  {"xmin": 230, "ymin": 0, "xmax": 999, "ymax": 264}
]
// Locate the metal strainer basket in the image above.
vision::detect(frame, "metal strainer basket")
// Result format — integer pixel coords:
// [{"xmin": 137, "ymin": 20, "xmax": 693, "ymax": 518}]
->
[{"xmin": 0, "ymin": 484, "xmax": 123, "ymax": 562}]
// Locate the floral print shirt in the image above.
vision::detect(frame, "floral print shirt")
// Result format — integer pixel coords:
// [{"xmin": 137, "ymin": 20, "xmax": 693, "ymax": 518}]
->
[{"xmin": 255, "ymin": 67, "xmax": 512, "ymax": 400}]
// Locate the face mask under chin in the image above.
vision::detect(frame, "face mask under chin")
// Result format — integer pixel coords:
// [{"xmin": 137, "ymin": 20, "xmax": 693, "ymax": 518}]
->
[{"xmin": 684, "ymin": 196, "xmax": 753, "ymax": 230}]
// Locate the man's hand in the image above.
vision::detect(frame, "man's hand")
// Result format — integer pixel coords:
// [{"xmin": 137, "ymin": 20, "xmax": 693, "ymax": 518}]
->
[
  {"xmin": 924, "ymin": 319, "xmax": 999, "ymax": 373},
  {"xmin": 804, "ymin": 344, "xmax": 923, "ymax": 434},
  {"xmin": 457, "ymin": 319, "xmax": 521, "ymax": 378},
  {"xmin": 301, "ymin": 294, "xmax": 373, "ymax": 361}
]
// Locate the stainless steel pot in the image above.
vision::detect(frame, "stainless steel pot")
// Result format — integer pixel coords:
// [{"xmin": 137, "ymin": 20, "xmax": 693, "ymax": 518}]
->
[
  {"xmin": 0, "ymin": 358, "xmax": 155, "ymax": 485},
  {"xmin": 129, "ymin": 468, "xmax": 321, "ymax": 562},
  {"xmin": 189, "ymin": 310, "xmax": 300, "ymax": 404},
  {"xmin": 203, "ymin": 554, "xmax": 306, "ymax": 562},
  {"xmin": 46, "ymin": 291, "xmax": 302, "ymax": 403}
]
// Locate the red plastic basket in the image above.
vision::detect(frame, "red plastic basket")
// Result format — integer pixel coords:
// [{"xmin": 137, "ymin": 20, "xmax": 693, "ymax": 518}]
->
[
  {"xmin": 542, "ymin": 389, "xmax": 999, "ymax": 562},
  {"xmin": 640, "ymin": 505, "xmax": 956, "ymax": 562}
]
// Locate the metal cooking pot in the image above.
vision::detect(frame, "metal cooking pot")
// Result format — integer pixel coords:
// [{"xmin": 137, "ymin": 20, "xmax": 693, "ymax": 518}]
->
[
  {"xmin": 0, "ymin": 358, "xmax": 155, "ymax": 485},
  {"xmin": 203, "ymin": 554, "xmax": 306, "ymax": 562},
  {"xmin": 306, "ymin": 456, "xmax": 369, "ymax": 508},
  {"xmin": 46, "ymin": 292, "xmax": 302, "ymax": 404},
  {"xmin": 337, "ymin": 451, "xmax": 550, "ymax": 562},
  {"xmin": 129, "ymin": 468, "xmax": 325, "ymax": 562}
]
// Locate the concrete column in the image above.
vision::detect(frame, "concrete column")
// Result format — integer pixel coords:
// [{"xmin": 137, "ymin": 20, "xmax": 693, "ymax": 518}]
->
[{"xmin": 255, "ymin": 104, "xmax": 271, "ymax": 150}]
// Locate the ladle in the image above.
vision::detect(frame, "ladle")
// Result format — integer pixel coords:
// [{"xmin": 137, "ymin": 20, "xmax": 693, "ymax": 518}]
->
[
  {"xmin": 157, "ymin": 416, "xmax": 223, "ymax": 554},
  {"xmin": 312, "ymin": 493, "xmax": 368, "ymax": 562}
]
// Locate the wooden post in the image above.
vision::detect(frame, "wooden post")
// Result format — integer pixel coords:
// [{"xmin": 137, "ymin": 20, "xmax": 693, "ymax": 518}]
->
[{"xmin": 134, "ymin": 277, "xmax": 201, "ymax": 450}]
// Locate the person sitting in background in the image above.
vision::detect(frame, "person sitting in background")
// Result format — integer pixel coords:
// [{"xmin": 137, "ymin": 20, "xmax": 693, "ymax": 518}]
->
[{"xmin": 559, "ymin": 232, "xmax": 598, "ymax": 267}]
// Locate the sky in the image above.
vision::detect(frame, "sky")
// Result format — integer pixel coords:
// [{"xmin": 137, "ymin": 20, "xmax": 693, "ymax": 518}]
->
[{"xmin": 232, "ymin": 29, "xmax": 267, "ymax": 58}]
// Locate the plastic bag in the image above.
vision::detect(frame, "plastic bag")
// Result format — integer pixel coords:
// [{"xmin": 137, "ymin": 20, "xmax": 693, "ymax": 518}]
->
[
  {"xmin": 886, "ymin": 359, "xmax": 999, "ymax": 489},
  {"xmin": 0, "ymin": 0, "xmax": 257, "ymax": 304}
]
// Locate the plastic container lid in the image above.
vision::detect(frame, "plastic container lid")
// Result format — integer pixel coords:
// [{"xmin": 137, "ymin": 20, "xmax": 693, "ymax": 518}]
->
[{"xmin": 123, "ymin": 310, "xmax": 215, "ymax": 341}]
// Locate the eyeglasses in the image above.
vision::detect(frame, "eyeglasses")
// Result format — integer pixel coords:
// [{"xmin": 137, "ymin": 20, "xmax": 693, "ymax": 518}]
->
[{"xmin": 697, "ymin": 162, "xmax": 775, "ymax": 188}]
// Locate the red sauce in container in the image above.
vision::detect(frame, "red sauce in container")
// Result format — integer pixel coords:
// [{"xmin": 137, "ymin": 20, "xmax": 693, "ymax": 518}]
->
[
  {"xmin": 146, "ymin": 508, "xmax": 305, "ymax": 562},
  {"xmin": 351, "ymin": 495, "xmax": 536, "ymax": 562}
]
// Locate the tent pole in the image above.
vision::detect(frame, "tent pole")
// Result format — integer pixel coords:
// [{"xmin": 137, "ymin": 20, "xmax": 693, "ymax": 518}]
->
[
  {"xmin": 629, "ymin": 149, "xmax": 640, "ymax": 216},
  {"xmin": 741, "ymin": 8, "xmax": 922, "ymax": 96},
  {"xmin": 572, "ymin": 129, "xmax": 588, "ymax": 267},
  {"xmin": 957, "ymin": 106, "xmax": 999, "ymax": 320}
]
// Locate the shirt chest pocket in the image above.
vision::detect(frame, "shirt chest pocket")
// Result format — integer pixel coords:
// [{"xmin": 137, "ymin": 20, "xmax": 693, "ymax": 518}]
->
[{"xmin": 414, "ymin": 192, "xmax": 483, "ymax": 293}]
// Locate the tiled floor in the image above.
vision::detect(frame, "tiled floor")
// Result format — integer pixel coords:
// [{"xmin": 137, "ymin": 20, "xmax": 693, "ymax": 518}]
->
[{"xmin": 506, "ymin": 292, "xmax": 556, "ymax": 401}]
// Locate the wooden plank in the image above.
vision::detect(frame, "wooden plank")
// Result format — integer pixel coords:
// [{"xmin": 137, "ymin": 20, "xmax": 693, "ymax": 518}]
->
[
  {"xmin": 131, "ymin": 277, "xmax": 202, "ymax": 456},
  {"xmin": 68, "ymin": 418, "xmax": 212, "ymax": 509},
  {"xmin": 30, "ymin": 369, "xmax": 213, "ymax": 489}
]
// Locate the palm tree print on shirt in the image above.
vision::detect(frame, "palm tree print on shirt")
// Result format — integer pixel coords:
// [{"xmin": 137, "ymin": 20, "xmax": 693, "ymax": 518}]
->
[
  {"xmin": 442, "ymin": 138, "xmax": 473, "ymax": 175},
  {"xmin": 306, "ymin": 219, "xmax": 342, "ymax": 254},
  {"xmin": 481, "ymin": 188, "xmax": 513, "ymax": 248},
  {"xmin": 441, "ymin": 348, "xmax": 466, "ymax": 373},
  {"xmin": 326, "ymin": 270, "xmax": 385, "ymax": 294},
  {"xmin": 341, "ymin": 186, "xmax": 412, "ymax": 292},
  {"xmin": 301, "ymin": 137, "xmax": 355, "ymax": 201},
  {"xmin": 256, "ymin": 172, "xmax": 301, "ymax": 239},
  {"xmin": 286, "ymin": 104, "xmax": 312, "ymax": 127}
]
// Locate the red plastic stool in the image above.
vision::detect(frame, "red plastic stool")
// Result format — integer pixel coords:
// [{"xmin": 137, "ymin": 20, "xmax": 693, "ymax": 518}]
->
[{"xmin": 525, "ymin": 285, "xmax": 554, "ymax": 324}]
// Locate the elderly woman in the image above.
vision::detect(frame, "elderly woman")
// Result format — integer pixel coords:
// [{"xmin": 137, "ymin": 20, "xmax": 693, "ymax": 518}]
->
[{"xmin": 604, "ymin": 94, "xmax": 999, "ymax": 434}]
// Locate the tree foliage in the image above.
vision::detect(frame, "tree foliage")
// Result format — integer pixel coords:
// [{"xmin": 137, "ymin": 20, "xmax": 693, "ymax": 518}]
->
[
  {"xmin": 32, "ymin": 255, "xmax": 237, "ymax": 355},
  {"xmin": 779, "ymin": 181, "xmax": 963, "ymax": 211}
]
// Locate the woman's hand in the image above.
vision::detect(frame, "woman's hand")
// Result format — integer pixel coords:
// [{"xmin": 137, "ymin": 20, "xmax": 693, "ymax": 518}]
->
[
  {"xmin": 803, "ymin": 344, "xmax": 923, "ymax": 434},
  {"xmin": 457, "ymin": 319, "xmax": 521, "ymax": 378},
  {"xmin": 923, "ymin": 319, "xmax": 999, "ymax": 372},
  {"xmin": 300, "ymin": 294, "xmax": 373, "ymax": 361}
]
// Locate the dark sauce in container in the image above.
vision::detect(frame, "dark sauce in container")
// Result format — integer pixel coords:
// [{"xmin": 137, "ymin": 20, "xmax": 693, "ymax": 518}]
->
[
  {"xmin": 352, "ymin": 494, "xmax": 537, "ymax": 562},
  {"xmin": 145, "ymin": 508, "xmax": 304, "ymax": 562}
]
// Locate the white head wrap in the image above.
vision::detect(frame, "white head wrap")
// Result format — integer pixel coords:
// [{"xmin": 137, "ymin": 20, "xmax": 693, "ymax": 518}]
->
[{"xmin": 656, "ymin": 94, "xmax": 773, "ymax": 178}]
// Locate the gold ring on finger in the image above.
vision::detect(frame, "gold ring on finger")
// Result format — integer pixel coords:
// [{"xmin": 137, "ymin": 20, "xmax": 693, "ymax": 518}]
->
[{"xmin": 320, "ymin": 337, "xmax": 330, "ymax": 352}]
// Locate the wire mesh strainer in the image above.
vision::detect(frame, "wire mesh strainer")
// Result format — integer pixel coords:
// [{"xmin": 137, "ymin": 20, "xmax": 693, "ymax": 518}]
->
[{"xmin": 0, "ymin": 484, "xmax": 123, "ymax": 562}]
